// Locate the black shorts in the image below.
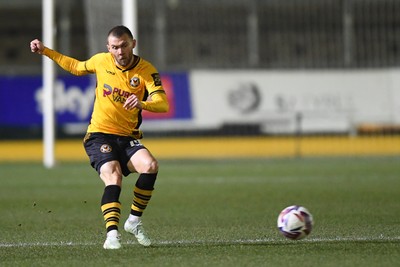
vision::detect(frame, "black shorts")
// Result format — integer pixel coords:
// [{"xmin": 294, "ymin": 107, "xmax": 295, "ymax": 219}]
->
[{"xmin": 83, "ymin": 132, "xmax": 146, "ymax": 176}]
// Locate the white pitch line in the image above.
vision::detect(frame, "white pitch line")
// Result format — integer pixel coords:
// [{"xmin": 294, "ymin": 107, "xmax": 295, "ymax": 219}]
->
[
  {"xmin": 153, "ymin": 236, "xmax": 400, "ymax": 246},
  {"xmin": 0, "ymin": 236, "xmax": 399, "ymax": 248}
]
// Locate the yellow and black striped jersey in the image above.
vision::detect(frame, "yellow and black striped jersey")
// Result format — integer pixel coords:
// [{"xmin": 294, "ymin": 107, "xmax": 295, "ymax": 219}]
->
[{"xmin": 43, "ymin": 48, "xmax": 169, "ymax": 138}]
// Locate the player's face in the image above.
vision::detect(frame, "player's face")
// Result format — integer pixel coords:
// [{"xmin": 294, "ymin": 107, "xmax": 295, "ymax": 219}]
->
[{"xmin": 107, "ymin": 34, "xmax": 136, "ymax": 67}]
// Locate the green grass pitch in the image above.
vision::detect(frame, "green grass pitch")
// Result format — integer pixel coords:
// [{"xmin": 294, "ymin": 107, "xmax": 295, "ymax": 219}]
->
[{"xmin": 0, "ymin": 157, "xmax": 399, "ymax": 266}]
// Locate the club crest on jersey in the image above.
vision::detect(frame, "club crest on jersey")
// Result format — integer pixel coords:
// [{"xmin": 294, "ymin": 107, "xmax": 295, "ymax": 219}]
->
[
  {"xmin": 130, "ymin": 77, "xmax": 140, "ymax": 87},
  {"xmin": 100, "ymin": 144, "xmax": 112, "ymax": 153}
]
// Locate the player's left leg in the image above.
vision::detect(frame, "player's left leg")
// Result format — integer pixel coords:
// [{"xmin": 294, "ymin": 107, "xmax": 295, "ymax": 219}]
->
[{"xmin": 124, "ymin": 148, "xmax": 158, "ymax": 247}]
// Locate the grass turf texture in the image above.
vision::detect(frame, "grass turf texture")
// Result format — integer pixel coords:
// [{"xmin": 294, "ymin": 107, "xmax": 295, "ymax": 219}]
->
[{"xmin": 0, "ymin": 157, "xmax": 399, "ymax": 266}]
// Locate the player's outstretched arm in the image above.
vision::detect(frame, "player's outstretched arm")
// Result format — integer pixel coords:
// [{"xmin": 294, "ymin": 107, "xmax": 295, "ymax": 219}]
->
[
  {"xmin": 29, "ymin": 38, "xmax": 90, "ymax": 76},
  {"xmin": 30, "ymin": 39, "xmax": 45, "ymax": 54}
]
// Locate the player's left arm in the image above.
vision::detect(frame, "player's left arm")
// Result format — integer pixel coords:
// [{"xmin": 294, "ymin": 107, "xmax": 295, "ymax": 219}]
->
[
  {"xmin": 140, "ymin": 70, "xmax": 169, "ymax": 112},
  {"xmin": 123, "ymin": 76, "xmax": 169, "ymax": 112},
  {"xmin": 141, "ymin": 91, "xmax": 169, "ymax": 113},
  {"xmin": 124, "ymin": 67, "xmax": 169, "ymax": 112}
]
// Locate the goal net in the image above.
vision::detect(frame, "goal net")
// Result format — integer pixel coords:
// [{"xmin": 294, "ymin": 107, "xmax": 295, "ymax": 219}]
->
[{"xmin": 84, "ymin": 0, "xmax": 122, "ymax": 55}]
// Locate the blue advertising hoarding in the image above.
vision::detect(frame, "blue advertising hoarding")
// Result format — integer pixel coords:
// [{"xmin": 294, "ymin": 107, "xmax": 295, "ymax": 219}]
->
[{"xmin": 0, "ymin": 73, "xmax": 192, "ymax": 130}]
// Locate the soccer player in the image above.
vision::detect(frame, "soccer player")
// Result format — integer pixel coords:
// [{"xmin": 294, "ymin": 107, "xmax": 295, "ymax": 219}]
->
[{"xmin": 30, "ymin": 25, "xmax": 169, "ymax": 249}]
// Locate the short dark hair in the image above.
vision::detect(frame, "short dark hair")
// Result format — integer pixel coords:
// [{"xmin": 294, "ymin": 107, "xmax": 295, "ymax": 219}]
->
[{"xmin": 108, "ymin": 25, "xmax": 134, "ymax": 39}]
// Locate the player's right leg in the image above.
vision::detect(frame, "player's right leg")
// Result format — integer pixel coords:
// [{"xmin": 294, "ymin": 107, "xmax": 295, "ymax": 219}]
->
[
  {"xmin": 83, "ymin": 133, "xmax": 123, "ymax": 249},
  {"xmin": 101, "ymin": 182, "xmax": 122, "ymax": 249}
]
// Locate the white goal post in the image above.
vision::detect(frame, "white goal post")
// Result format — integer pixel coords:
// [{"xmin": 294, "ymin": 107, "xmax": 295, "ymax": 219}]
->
[
  {"xmin": 42, "ymin": 0, "xmax": 55, "ymax": 168},
  {"xmin": 42, "ymin": 0, "xmax": 138, "ymax": 168}
]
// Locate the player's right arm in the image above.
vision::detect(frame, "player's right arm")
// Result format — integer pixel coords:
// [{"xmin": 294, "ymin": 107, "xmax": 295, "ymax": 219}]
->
[{"xmin": 30, "ymin": 39, "xmax": 92, "ymax": 76}]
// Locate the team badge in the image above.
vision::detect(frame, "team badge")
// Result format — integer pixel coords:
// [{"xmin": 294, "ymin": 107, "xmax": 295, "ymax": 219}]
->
[
  {"xmin": 100, "ymin": 144, "xmax": 112, "ymax": 153},
  {"xmin": 130, "ymin": 77, "xmax": 140, "ymax": 87},
  {"xmin": 227, "ymin": 83, "xmax": 260, "ymax": 114}
]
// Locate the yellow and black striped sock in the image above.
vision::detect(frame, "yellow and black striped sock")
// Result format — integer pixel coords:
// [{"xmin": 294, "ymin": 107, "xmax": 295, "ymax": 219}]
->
[
  {"xmin": 130, "ymin": 173, "xmax": 157, "ymax": 217},
  {"xmin": 100, "ymin": 185, "xmax": 121, "ymax": 232}
]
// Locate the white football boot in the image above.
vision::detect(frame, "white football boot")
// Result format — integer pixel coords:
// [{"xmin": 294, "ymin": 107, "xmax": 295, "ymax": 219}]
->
[
  {"xmin": 124, "ymin": 220, "xmax": 151, "ymax": 247},
  {"xmin": 103, "ymin": 229, "xmax": 121, "ymax": 249}
]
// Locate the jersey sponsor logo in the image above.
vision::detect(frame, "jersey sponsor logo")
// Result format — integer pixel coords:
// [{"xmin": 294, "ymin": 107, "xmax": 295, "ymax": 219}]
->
[
  {"xmin": 130, "ymin": 77, "xmax": 140, "ymax": 87},
  {"xmin": 106, "ymin": 70, "xmax": 116, "ymax": 75},
  {"xmin": 100, "ymin": 144, "xmax": 112, "ymax": 153},
  {"xmin": 103, "ymin": 83, "xmax": 135, "ymax": 104},
  {"xmin": 151, "ymin": 73, "xmax": 162, "ymax": 86},
  {"xmin": 103, "ymin": 84, "xmax": 113, "ymax": 97},
  {"xmin": 112, "ymin": 88, "xmax": 134, "ymax": 104}
]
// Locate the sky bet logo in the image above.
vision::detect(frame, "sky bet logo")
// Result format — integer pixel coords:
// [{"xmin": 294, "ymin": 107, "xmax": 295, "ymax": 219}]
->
[{"xmin": 103, "ymin": 83, "xmax": 134, "ymax": 103}]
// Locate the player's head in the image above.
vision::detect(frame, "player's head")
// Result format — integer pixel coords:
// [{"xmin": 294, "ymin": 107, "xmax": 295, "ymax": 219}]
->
[
  {"xmin": 107, "ymin": 25, "xmax": 136, "ymax": 67},
  {"xmin": 108, "ymin": 25, "xmax": 134, "ymax": 40}
]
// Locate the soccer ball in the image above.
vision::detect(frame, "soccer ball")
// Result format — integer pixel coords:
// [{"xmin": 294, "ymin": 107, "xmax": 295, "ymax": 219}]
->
[{"xmin": 277, "ymin": 205, "xmax": 313, "ymax": 240}]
